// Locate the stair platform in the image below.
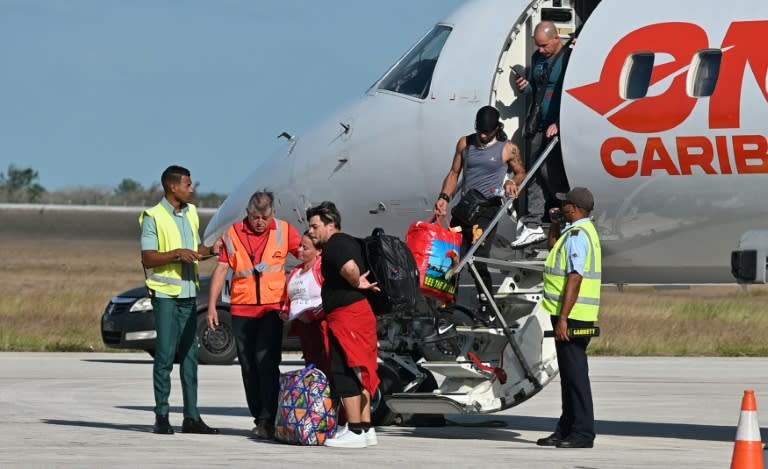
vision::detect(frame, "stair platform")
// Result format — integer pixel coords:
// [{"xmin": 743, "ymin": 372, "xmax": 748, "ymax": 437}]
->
[{"xmin": 384, "ymin": 392, "xmax": 475, "ymax": 415}]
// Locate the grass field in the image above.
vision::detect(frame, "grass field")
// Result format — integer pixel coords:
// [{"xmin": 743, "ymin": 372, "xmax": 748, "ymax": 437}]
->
[
  {"xmin": 0, "ymin": 206, "xmax": 217, "ymax": 353},
  {"xmin": 2, "ymin": 206, "xmax": 768, "ymax": 356},
  {"xmin": 0, "ymin": 236, "xmax": 220, "ymax": 352}
]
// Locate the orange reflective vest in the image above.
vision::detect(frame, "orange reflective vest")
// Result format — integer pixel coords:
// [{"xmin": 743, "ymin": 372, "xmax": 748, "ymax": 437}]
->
[{"xmin": 223, "ymin": 219, "xmax": 289, "ymax": 305}]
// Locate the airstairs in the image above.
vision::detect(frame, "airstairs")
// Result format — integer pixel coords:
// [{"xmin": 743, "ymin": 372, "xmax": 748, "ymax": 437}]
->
[{"xmin": 384, "ymin": 139, "xmax": 561, "ymax": 416}]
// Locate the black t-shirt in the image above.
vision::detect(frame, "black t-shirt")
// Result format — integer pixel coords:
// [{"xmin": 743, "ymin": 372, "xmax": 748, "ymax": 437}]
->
[{"xmin": 320, "ymin": 232, "xmax": 367, "ymax": 312}]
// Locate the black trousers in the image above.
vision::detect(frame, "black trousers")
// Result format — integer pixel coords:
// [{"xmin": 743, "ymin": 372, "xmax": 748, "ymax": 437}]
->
[
  {"xmin": 328, "ymin": 331, "xmax": 363, "ymax": 399},
  {"xmin": 550, "ymin": 315, "xmax": 595, "ymax": 442},
  {"xmin": 519, "ymin": 132, "xmax": 569, "ymax": 227},
  {"xmin": 451, "ymin": 200, "xmax": 501, "ymax": 304},
  {"xmin": 232, "ymin": 312, "xmax": 283, "ymax": 424}
]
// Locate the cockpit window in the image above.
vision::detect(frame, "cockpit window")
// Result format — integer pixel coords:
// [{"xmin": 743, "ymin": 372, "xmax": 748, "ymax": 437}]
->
[{"xmin": 376, "ymin": 25, "xmax": 452, "ymax": 99}]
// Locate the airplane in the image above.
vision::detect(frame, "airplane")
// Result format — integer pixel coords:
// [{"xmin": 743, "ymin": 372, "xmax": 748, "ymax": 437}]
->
[{"xmin": 202, "ymin": 0, "xmax": 768, "ymax": 421}]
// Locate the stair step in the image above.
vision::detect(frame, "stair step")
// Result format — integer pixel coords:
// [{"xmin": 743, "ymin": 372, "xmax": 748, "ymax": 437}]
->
[
  {"xmin": 421, "ymin": 360, "xmax": 495, "ymax": 379},
  {"xmin": 384, "ymin": 393, "xmax": 471, "ymax": 415},
  {"xmin": 455, "ymin": 326, "xmax": 517, "ymax": 336}
]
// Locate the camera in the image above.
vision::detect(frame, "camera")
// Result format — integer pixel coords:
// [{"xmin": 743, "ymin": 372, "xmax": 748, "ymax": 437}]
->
[{"xmin": 549, "ymin": 208, "xmax": 565, "ymax": 223}]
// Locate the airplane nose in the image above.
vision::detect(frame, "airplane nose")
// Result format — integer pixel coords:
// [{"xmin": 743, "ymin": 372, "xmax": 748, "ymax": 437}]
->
[{"xmin": 203, "ymin": 142, "xmax": 296, "ymax": 245}]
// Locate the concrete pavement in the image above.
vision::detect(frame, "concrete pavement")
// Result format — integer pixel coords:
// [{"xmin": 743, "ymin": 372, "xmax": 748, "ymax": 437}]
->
[{"xmin": 1, "ymin": 352, "xmax": 766, "ymax": 468}]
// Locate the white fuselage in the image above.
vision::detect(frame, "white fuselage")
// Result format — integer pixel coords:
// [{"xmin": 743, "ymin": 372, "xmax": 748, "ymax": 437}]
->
[{"xmin": 205, "ymin": 0, "xmax": 768, "ymax": 285}]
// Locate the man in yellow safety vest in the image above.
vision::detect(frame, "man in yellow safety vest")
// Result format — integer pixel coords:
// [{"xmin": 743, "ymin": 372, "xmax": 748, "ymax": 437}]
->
[
  {"xmin": 536, "ymin": 186, "xmax": 601, "ymax": 449},
  {"xmin": 140, "ymin": 165, "xmax": 219, "ymax": 435}
]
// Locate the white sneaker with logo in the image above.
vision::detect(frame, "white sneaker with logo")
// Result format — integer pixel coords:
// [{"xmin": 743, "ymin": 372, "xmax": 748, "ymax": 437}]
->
[
  {"xmin": 325, "ymin": 427, "xmax": 367, "ymax": 448},
  {"xmin": 511, "ymin": 225, "xmax": 546, "ymax": 247},
  {"xmin": 364, "ymin": 427, "xmax": 378, "ymax": 446}
]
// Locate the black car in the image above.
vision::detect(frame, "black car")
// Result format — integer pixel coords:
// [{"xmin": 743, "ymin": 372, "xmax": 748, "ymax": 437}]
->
[{"xmin": 101, "ymin": 276, "xmax": 299, "ymax": 364}]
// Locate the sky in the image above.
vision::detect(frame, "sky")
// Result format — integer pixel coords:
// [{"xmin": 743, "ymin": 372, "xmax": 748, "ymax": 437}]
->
[{"xmin": 0, "ymin": 0, "xmax": 465, "ymax": 194}]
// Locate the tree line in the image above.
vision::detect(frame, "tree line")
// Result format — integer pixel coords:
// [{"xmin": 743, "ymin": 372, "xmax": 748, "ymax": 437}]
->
[{"xmin": 0, "ymin": 164, "xmax": 226, "ymax": 208}]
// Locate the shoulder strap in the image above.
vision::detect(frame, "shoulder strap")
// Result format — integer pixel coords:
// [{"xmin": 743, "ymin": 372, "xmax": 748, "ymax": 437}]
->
[
  {"xmin": 314, "ymin": 257, "xmax": 324, "ymax": 285},
  {"xmin": 552, "ymin": 43, "xmax": 572, "ymax": 90},
  {"xmin": 548, "ymin": 36, "xmax": 573, "ymax": 67},
  {"xmin": 463, "ymin": 134, "xmax": 476, "ymax": 160},
  {"xmin": 233, "ymin": 221, "xmax": 255, "ymax": 259},
  {"xmin": 533, "ymin": 38, "xmax": 573, "ymax": 101}
]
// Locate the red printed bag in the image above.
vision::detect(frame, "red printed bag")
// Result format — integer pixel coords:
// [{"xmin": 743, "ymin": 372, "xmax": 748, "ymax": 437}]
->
[{"xmin": 405, "ymin": 217, "xmax": 462, "ymax": 303}]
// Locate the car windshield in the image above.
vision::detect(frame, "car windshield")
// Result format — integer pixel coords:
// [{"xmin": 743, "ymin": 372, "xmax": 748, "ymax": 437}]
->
[{"xmin": 376, "ymin": 25, "xmax": 452, "ymax": 99}]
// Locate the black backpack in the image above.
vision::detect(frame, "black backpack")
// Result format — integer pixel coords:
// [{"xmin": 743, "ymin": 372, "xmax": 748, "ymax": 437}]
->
[{"xmin": 359, "ymin": 228, "xmax": 420, "ymax": 315}]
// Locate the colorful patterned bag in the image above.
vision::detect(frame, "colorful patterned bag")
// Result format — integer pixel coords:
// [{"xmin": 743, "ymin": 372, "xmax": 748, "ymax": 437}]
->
[{"xmin": 274, "ymin": 365, "xmax": 337, "ymax": 445}]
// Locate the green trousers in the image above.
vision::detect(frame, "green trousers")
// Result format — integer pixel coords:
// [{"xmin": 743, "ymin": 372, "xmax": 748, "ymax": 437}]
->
[{"xmin": 151, "ymin": 297, "xmax": 199, "ymax": 418}]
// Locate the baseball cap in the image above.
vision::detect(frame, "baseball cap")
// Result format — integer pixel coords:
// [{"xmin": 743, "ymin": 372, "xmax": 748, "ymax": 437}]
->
[
  {"xmin": 475, "ymin": 106, "xmax": 500, "ymax": 133},
  {"xmin": 556, "ymin": 187, "xmax": 594, "ymax": 211}
]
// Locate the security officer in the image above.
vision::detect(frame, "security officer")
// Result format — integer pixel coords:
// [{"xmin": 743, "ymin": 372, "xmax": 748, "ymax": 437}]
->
[
  {"xmin": 140, "ymin": 165, "xmax": 219, "ymax": 435},
  {"xmin": 536, "ymin": 186, "xmax": 600, "ymax": 449}
]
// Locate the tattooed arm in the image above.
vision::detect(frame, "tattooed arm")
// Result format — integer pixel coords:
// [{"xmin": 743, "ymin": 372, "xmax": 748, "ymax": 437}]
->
[{"xmin": 503, "ymin": 141, "xmax": 526, "ymax": 197}]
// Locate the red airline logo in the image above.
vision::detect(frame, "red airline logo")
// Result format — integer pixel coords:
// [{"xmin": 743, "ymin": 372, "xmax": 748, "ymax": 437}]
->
[
  {"xmin": 567, "ymin": 21, "xmax": 768, "ymax": 132},
  {"xmin": 565, "ymin": 21, "xmax": 768, "ymax": 178}
]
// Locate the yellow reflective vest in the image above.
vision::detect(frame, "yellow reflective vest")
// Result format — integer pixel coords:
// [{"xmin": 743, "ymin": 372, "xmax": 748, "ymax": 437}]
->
[
  {"xmin": 139, "ymin": 202, "xmax": 200, "ymax": 296},
  {"xmin": 542, "ymin": 220, "xmax": 601, "ymax": 322}
]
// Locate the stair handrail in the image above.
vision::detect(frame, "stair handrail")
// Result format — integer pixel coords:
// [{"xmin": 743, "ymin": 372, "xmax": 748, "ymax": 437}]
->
[{"xmin": 447, "ymin": 136, "xmax": 559, "ymax": 279}]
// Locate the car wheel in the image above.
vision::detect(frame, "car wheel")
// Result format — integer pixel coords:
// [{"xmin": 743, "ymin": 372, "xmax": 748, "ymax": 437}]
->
[
  {"xmin": 371, "ymin": 361, "xmax": 404, "ymax": 426},
  {"xmin": 196, "ymin": 309, "xmax": 237, "ymax": 365}
]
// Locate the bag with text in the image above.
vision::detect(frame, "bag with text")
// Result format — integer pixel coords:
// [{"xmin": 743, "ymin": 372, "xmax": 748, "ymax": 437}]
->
[{"xmin": 406, "ymin": 218, "xmax": 462, "ymax": 303}]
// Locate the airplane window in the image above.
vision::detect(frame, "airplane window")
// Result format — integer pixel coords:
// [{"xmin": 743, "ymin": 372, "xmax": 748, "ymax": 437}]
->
[
  {"xmin": 688, "ymin": 49, "xmax": 722, "ymax": 97},
  {"xmin": 620, "ymin": 52, "xmax": 654, "ymax": 100},
  {"xmin": 377, "ymin": 25, "xmax": 452, "ymax": 99}
]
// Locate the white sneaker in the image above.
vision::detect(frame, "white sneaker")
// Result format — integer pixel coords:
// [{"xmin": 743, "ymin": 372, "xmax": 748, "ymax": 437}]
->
[
  {"xmin": 364, "ymin": 427, "xmax": 378, "ymax": 446},
  {"xmin": 511, "ymin": 225, "xmax": 545, "ymax": 247},
  {"xmin": 325, "ymin": 427, "xmax": 367, "ymax": 448},
  {"xmin": 333, "ymin": 424, "xmax": 348, "ymax": 438}
]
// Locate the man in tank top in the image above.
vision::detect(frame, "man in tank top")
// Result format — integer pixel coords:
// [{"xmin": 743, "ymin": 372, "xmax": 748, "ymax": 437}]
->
[{"xmin": 433, "ymin": 105, "xmax": 526, "ymax": 326}]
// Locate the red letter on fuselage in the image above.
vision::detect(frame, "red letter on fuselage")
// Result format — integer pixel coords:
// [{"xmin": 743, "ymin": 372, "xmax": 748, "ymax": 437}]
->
[
  {"xmin": 601, "ymin": 137, "xmax": 638, "ymax": 178},
  {"xmin": 715, "ymin": 135, "xmax": 733, "ymax": 174},
  {"xmin": 733, "ymin": 135, "xmax": 768, "ymax": 174},
  {"xmin": 676, "ymin": 136, "xmax": 717, "ymax": 175},
  {"xmin": 709, "ymin": 21, "xmax": 768, "ymax": 129},
  {"xmin": 567, "ymin": 22, "xmax": 707, "ymax": 133},
  {"xmin": 641, "ymin": 138, "xmax": 680, "ymax": 176}
]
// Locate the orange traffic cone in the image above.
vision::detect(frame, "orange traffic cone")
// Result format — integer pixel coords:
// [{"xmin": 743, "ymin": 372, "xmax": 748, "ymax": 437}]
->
[{"xmin": 730, "ymin": 390, "xmax": 764, "ymax": 469}]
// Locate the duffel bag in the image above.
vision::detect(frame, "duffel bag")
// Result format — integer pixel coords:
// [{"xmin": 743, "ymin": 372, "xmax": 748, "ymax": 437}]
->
[{"xmin": 274, "ymin": 365, "xmax": 337, "ymax": 445}]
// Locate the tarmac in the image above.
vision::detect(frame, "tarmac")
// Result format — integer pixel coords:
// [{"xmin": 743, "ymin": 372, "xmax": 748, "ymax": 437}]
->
[{"xmin": 1, "ymin": 353, "xmax": 767, "ymax": 468}]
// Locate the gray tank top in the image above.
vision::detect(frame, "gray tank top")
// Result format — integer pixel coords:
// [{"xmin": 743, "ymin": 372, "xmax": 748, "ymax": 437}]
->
[{"xmin": 461, "ymin": 135, "xmax": 508, "ymax": 198}]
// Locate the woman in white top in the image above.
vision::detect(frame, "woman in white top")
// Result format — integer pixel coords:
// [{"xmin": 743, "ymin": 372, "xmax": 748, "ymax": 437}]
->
[{"xmin": 282, "ymin": 234, "xmax": 329, "ymax": 374}]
